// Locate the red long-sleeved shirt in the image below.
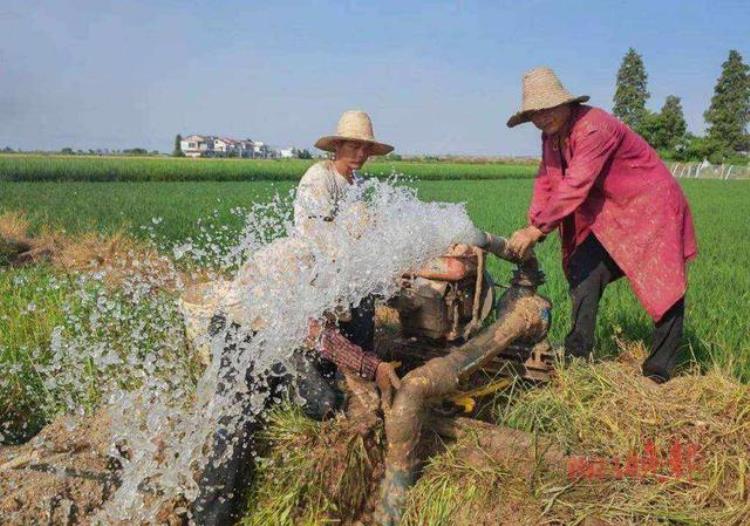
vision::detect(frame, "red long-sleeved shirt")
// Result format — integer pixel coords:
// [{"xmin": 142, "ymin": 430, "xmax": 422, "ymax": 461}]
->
[{"xmin": 528, "ymin": 105, "xmax": 697, "ymax": 320}]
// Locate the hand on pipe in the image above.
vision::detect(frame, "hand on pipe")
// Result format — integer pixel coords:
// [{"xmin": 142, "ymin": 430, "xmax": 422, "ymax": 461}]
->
[
  {"xmin": 507, "ymin": 225, "xmax": 544, "ymax": 260},
  {"xmin": 467, "ymin": 228, "xmax": 516, "ymax": 262},
  {"xmin": 375, "ymin": 361, "xmax": 402, "ymax": 411}
]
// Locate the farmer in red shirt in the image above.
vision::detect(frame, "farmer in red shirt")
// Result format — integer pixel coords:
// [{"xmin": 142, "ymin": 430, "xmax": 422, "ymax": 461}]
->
[{"xmin": 506, "ymin": 67, "xmax": 697, "ymax": 384}]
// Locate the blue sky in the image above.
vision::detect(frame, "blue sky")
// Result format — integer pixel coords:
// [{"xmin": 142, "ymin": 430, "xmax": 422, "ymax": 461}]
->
[{"xmin": 1, "ymin": 0, "xmax": 748, "ymax": 155}]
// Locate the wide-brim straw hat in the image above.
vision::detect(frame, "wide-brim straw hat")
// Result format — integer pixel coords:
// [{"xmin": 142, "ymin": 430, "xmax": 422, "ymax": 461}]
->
[
  {"xmin": 507, "ymin": 67, "xmax": 589, "ymax": 128},
  {"xmin": 315, "ymin": 110, "xmax": 394, "ymax": 155}
]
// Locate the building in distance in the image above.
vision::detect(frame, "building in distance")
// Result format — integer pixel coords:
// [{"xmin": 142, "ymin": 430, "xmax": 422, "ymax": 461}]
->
[{"xmin": 180, "ymin": 135, "xmax": 273, "ymax": 158}]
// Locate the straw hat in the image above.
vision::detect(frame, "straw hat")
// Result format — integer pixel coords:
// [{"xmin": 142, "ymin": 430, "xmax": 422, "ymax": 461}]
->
[
  {"xmin": 507, "ymin": 67, "xmax": 589, "ymax": 128},
  {"xmin": 315, "ymin": 110, "xmax": 394, "ymax": 155}
]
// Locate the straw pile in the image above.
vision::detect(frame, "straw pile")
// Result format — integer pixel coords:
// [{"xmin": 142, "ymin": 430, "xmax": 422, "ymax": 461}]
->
[{"xmin": 244, "ymin": 342, "xmax": 750, "ymax": 525}]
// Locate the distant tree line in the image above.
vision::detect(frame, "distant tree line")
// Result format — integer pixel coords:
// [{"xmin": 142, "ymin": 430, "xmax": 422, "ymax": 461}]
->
[
  {"xmin": 614, "ymin": 48, "xmax": 750, "ymax": 164},
  {"xmin": 58, "ymin": 147, "xmax": 161, "ymax": 156}
]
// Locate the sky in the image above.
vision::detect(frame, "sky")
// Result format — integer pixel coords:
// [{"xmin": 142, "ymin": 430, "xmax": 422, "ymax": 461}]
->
[{"xmin": 1, "ymin": 0, "xmax": 748, "ymax": 156}]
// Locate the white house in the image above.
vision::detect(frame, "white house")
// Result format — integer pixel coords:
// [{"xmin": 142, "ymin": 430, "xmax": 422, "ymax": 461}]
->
[
  {"xmin": 214, "ymin": 137, "xmax": 242, "ymax": 155},
  {"xmin": 251, "ymin": 141, "xmax": 272, "ymax": 158},
  {"xmin": 278, "ymin": 147, "xmax": 297, "ymax": 159},
  {"xmin": 179, "ymin": 134, "xmax": 275, "ymax": 158},
  {"xmin": 181, "ymin": 135, "xmax": 216, "ymax": 158}
]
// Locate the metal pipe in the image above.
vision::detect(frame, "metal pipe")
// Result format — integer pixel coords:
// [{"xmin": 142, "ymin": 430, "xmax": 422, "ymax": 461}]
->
[{"xmin": 374, "ymin": 267, "xmax": 551, "ymax": 525}]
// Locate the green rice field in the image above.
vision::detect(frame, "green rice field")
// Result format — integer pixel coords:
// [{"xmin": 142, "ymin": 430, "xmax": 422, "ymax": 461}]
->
[
  {"xmin": 0, "ymin": 155, "xmax": 536, "ymax": 182},
  {"xmin": 1, "ymin": 176, "xmax": 748, "ymax": 382}
]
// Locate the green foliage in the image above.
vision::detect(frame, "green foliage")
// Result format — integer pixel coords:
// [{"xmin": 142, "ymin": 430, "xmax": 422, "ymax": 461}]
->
[
  {"xmin": 672, "ymin": 134, "xmax": 713, "ymax": 162},
  {"xmin": 705, "ymin": 50, "xmax": 750, "ymax": 153},
  {"xmin": 637, "ymin": 96, "xmax": 688, "ymax": 154},
  {"xmin": 173, "ymin": 134, "xmax": 185, "ymax": 157},
  {"xmin": 656, "ymin": 95, "xmax": 688, "ymax": 149},
  {"xmin": 122, "ymin": 148, "xmax": 149, "ymax": 156},
  {"xmin": 634, "ymin": 110, "xmax": 662, "ymax": 148},
  {"xmin": 0, "ymin": 265, "xmax": 72, "ymax": 441},
  {"xmin": 0, "ymin": 155, "xmax": 535, "ymax": 182},
  {"xmin": 296, "ymin": 149, "xmax": 313, "ymax": 159},
  {"xmin": 613, "ymin": 48, "xmax": 650, "ymax": 129},
  {"xmin": 0, "ymin": 263, "xmax": 195, "ymax": 443}
]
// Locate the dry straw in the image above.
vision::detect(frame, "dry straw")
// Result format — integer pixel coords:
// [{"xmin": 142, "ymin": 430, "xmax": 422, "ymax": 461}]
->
[{"xmin": 247, "ymin": 341, "xmax": 750, "ymax": 525}]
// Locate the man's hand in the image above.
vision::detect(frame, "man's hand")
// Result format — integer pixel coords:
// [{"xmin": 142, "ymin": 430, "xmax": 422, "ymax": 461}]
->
[
  {"xmin": 305, "ymin": 318, "xmax": 324, "ymax": 348},
  {"xmin": 508, "ymin": 225, "xmax": 544, "ymax": 260},
  {"xmin": 375, "ymin": 361, "xmax": 402, "ymax": 411}
]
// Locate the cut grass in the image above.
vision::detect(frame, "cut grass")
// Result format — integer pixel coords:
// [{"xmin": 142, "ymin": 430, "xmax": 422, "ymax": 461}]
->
[
  {"xmin": 247, "ymin": 347, "xmax": 750, "ymax": 525},
  {"xmin": 243, "ymin": 406, "xmax": 384, "ymax": 526}
]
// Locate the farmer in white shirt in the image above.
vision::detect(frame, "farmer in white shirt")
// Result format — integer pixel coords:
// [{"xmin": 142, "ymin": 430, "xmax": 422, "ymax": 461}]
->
[
  {"xmin": 194, "ymin": 110, "xmax": 400, "ymax": 525},
  {"xmin": 293, "ymin": 109, "xmax": 401, "ymax": 396}
]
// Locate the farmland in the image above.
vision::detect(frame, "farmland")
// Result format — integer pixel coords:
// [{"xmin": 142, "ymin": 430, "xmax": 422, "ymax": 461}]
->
[
  {"xmin": 1, "ymin": 177, "xmax": 748, "ymax": 380},
  {"xmin": 0, "ymin": 154, "xmax": 536, "ymax": 182},
  {"xmin": 1, "ymin": 172, "xmax": 749, "ymax": 525}
]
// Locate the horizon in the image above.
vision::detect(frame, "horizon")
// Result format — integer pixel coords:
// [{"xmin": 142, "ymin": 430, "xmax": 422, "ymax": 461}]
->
[{"xmin": 1, "ymin": 0, "xmax": 748, "ymax": 156}]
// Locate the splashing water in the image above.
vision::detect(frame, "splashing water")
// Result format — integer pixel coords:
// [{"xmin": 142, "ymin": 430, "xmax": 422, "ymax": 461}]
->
[{"xmin": 4, "ymin": 177, "xmax": 479, "ymax": 523}]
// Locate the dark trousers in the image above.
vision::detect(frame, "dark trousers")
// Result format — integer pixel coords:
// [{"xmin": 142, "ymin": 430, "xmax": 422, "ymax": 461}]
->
[
  {"xmin": 339, "ymin": 295, "xmax": 376, "ymax": 353},
  {"xmin": 192, "ymin": 316, "xmax": 344, "ymax": 526},
  {"xmin": 193, "ymin": 298, "xmax": 376, "ymax": 525},
  {"xmin": 564, "ymin": 234, "xmax": 684, "ymax": 382}
]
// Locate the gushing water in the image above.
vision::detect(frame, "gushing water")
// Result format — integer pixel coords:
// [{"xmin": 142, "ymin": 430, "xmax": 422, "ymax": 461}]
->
[{"xmin": 3, "ymin": 177, "xmax": 479, "ymax": 523}]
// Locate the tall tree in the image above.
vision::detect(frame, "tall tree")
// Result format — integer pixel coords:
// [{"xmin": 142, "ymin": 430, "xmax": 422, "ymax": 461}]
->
[
  {"xmin": 613, "ymin": 48, "xmax": 650, "ymax": 129},
  {"xmin": 704, "ymin": 50, "xmax": 750, "ymax": 153},
  {"xmin": 657, "ymin": 95, "xmax": 688, "ymax": 150},
  {"xmin": 173, "ymin": 134, "xmax": 185, "ymax": 157}
]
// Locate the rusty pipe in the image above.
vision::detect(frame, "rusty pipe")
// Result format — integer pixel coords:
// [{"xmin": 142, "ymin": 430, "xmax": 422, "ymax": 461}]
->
[
  {"xmin": 375, "ymin": 281, "xmax": 551, "ymax": 525},
  {"xmin": 470, "ymin": 230, "xmax": 521, "ymax": 263}
]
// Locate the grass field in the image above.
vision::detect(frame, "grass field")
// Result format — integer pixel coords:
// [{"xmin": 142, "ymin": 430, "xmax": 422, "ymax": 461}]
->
[
  {"xmin": 0, "ymin": 155, "xmax": 536, "ymax": 182},
  {"xmin": 1, "ymin": 175, "xmax": 749, "ymax": 524},
  {"xmin": 0, "ymin": 177, "xmax": 748, "ymax": 383}
]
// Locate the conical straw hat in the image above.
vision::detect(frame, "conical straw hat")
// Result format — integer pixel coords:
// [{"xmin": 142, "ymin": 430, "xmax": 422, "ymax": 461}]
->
[
  {"xmin": 315, "ymin": 110, "xmax": 394, "ymax": 155},
  {"xmin": 507, "ymin": 67, "xmax": 589, "ymax": 128}
]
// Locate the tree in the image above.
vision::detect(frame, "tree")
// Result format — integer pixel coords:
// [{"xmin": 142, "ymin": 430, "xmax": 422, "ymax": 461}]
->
[
  {"xmin": 173, "ymin": 134, "xmax": 185, "ymax": 157},
  {"xmin": 671, "ymin": 134, "xmax": 726, "ymax": 163},
  {"xmin": 639, "ymin": 96, "xmax": 688, "ymax": 152},
  {"xmin": 123, "ymin": 147, "xmax": 148, "ymax": 156},
  {"xmin": 613, "ymin": 48, "xmax": 650, "ymax": 129},
  {"xmin": 634, "ymin": 110, "xmax": 663, "ymax": 150},
  {"xmin": 704, "ymin": 49, "xmax": 750, "ymax": 153},
  {"xmin": 297, "ymin": 149, "xmax": 312, "ymax": 159},
  {"xmin": 658, "ymin": 96, "xmax": 688, "ymax": 150}
]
